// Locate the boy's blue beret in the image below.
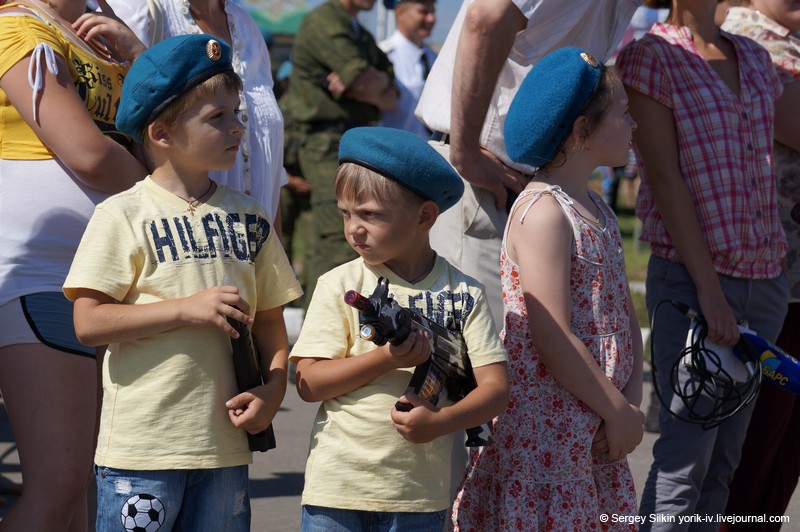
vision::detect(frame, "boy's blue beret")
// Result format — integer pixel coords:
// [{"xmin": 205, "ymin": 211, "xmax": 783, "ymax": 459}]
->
[
  {"xmin": 505, "ymin": 46, "xmax": 604, "ymax": 167},
  {"xmin": 117, "ymin": 34, "xmax": 234, "ymax": 142},
  {"xmin": 339, "ymin": 127, "xmax": 464, "ymax": 212}
]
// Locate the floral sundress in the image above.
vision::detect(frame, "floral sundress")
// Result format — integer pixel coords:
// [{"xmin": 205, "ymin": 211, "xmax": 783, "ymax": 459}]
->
[{"xmin": 452, "ymin": 185, "xmax": 638, "ymax": 531}]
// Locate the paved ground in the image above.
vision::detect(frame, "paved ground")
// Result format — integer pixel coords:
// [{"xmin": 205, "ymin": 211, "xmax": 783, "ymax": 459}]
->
[{"xmin": 3, "ymin": 366, "xmax": 800, "ymax": 531}]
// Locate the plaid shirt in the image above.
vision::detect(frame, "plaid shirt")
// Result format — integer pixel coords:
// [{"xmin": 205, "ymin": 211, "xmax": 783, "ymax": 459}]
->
[{"xmin": 617, "ymin": 23, "xmax": 786, "ymax": 279}]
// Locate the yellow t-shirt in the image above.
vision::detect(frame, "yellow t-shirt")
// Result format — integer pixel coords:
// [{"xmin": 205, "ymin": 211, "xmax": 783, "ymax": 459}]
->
[
  {"xmin": 64, "ymin": 177, "xmax": 303, "ymax": 470},
  {"xmin": 0, "ymin": 3, "xmax": 130, "ymax": 159},
  {"xmin": 290, "ymin": 256, "xmax": 508, "ymax": 512}
]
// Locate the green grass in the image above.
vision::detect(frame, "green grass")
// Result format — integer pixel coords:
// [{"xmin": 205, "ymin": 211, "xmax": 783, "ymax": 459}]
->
[
  {"xmin": 616, "ymin": 206, "xmax": 650, "ymax": 326},
  {"xmin": 615, "ymin": 206, "xmax": 652, "ymax": 362}
]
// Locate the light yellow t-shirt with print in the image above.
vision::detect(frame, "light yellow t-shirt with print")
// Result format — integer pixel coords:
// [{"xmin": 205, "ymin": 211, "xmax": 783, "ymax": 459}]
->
[
  {"xmin": 64, "ymin": 177, "xmax": 302, "ymax": 470},
  {"xmin": 290, "ymin": 256, "xmax": 507, "ymax": 512},
  {"xmin": 0, "ymin": 3, "xmax": 130, "ymax": 159}
]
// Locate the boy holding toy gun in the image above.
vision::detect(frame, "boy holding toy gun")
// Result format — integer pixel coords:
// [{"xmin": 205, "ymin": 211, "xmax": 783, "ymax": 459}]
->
[{"xmin": 290, "ymin": 127, "xmax": 509, "ymax": 531}]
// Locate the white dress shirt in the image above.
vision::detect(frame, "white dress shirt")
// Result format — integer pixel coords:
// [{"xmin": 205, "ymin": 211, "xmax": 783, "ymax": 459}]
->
[
  {"xmin": 107, "ymin": 0, "xmax": 287, "ymax": 221},
  {"xmin": 378, "ymin": 30, "xmax": 437, "ymax": 139},
  {"xmin": 415, "ymin": 0, "xmax": 641, "ymax": 173}
]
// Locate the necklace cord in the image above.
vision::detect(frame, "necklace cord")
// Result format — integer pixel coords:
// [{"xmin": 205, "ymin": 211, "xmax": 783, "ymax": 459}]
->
[{"xmin": 175, "ymin": 179, "xmax": 215, "ymax": 212}]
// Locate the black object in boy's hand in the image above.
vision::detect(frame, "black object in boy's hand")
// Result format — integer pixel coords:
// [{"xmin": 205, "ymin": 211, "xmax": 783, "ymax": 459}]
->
[
  {"xmin": 227, "ymin": 317, "xmax": 277, "ymax": 452},
  {"xmin": 344, "ymin": 277, "xmax": 490, "ymax": 447}
]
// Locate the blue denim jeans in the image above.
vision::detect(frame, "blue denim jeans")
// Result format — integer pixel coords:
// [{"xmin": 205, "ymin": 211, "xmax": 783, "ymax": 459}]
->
[
  {"xmin": 301, "ymin": 505, "xmax": 447, "ymax": 532},
  {"xmin": 96, "ymin": 465, "xmax": 250, "ymax": 532}
]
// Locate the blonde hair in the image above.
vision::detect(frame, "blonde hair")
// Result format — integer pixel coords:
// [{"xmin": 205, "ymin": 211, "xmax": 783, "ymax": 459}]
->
[
  {"xmin": 147, "ymin": 70, "xmax": 243, "ymax": 137},
  {"xmin": 334, "ymin": 163, "xmax": 424, "ymax": 207}
]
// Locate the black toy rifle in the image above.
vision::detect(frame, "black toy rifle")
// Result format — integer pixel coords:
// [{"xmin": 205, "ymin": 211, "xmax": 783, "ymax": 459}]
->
[
  {"xmin": 344, "ymin": 277, "xmax": 490, "ymax": 447},
  {"xmin": 227, "ymin": 317, "xmax": 276, "ymax": 452}
]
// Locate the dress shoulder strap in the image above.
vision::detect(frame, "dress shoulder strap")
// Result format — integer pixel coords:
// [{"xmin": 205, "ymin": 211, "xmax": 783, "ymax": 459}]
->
[{"xmin": 503, "ymin": 185, "xmax": 574, "ymax": 243}]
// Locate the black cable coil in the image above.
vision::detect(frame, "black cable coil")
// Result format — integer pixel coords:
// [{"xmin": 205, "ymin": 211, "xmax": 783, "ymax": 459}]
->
[{"xmin": 650, "ymin": 300, "xmax": 761, "ymax": 429}]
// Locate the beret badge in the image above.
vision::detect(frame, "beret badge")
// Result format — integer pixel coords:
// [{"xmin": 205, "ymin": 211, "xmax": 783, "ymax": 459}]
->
[
  {"xmin": 206, "ymin": 39, "xmax": 222, "ymax": 61},
  {"xmin": 580, "ymin": 52, "xmax": 598, "ymax": 68}
]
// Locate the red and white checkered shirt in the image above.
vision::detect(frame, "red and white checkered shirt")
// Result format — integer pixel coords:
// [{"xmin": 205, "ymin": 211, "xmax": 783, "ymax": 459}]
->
[{"xmin": 617, "ymin": 23, "xmax": 787, "ymax": 279}]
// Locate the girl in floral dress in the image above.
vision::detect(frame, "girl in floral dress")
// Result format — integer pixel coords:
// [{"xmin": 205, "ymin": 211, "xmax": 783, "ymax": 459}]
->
[{"xmin": 451, "ymin": 47, "xmax": 645, "ymax": 531}]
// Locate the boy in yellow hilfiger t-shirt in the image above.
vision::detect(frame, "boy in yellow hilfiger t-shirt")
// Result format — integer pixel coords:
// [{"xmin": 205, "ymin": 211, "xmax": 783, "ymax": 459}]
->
[
  {"xmin": 63, "ymin": 34, "xmax": 301, "ymax": 531},
  {"xmin": 291, "ymin": 126, "xmax": 509, "ymax": 532}
]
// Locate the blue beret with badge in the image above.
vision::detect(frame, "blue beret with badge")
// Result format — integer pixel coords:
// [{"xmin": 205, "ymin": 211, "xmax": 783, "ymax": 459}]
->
[
  {"xmin": 117, "ymin": 34, "xmax": 234, "ymax": 142},
  {"xmin": 339, "ymin": 127, "xmax": 464, "ymax": 212},
  {"xmin": 505, "ymin": 46, "xmax": 604, "ymax": 167}
]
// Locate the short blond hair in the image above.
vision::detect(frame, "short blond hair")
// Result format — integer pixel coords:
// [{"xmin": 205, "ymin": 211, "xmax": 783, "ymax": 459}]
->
[
  {"xmin": 148, "ymin": 71, "xmax": 242, "ymax": 136},
  {"xmin": 334, "ymin": 163, "xmax": 424, "ymax": 207}
]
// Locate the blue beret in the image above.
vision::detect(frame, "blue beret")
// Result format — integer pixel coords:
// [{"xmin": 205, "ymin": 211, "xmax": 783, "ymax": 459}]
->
[
  {"xmin": 505, "ymin": 46, "xmax": 604, "ymax": 167},
  {"xmin": 339, "ymin": 127, "xmax": 463, "ymax": 212},
  {"xmin": 117, "ymin": 34, "xmax": 234, "ymax": 142}
]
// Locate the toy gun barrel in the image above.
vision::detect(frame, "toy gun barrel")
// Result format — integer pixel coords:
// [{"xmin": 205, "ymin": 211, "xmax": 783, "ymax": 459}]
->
[{"xmin": 344, "ymin": 290, "xmax": 372, "ymax": 312}]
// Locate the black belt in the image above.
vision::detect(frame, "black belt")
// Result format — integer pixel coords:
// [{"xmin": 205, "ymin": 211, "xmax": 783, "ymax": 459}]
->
[{"xmin": 430, "ymin": 131, "xmax": 449, "ymax": 144}]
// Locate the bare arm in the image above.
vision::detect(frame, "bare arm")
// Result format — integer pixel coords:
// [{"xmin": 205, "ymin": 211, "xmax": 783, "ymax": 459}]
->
[
  {"xmin": 390, "ymin": 361, "xmax": 509, "ymax": 444},
  {"xmin": 622, "ymin": 285, "xmax": 644, "ymax": 408},
  {"xmin": 344, "ymin": 67, "xmax": 397, "ymax": 111},
  {"xmin": 0, "ymin": 55, "xmax": 146, "ymax": 194},
  {"xmin": 327, "ymin": 67, "xmax": 398, "ymax": 111},
  {"xmin": 449, "ymin": 0, "xmax": 528, "ymax": 209},
  {"xmin": 294, "ymin": 329, "xmax": 431, "ymax": 402},
  {"xmin": 513, "ymin": 196, "xmax": 643, "ymax": 460},
  {"xmin": 628, "ymin": 88, "xmax": 739, "ymax": 345},
  {"xmin": 72, "ymin": 286, "xmax": 253, "ymax": 346}
]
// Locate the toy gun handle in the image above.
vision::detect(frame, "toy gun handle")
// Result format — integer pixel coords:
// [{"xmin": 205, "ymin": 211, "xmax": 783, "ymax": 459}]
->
[{"xmin": 227, "ymin": 317, "xmax": 276, "ymax": 452}]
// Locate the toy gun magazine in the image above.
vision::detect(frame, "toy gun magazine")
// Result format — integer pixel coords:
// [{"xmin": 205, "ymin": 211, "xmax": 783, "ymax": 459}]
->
[
  {"xmin": 227, "ymin": 317, "xmax": 277, "ymax": 452},
  {"xmin": 344, "ymin": 277, "xmax": 490, "ymax": 447}
]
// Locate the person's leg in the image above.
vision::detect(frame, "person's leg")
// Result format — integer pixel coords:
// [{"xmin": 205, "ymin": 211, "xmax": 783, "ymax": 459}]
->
[
  {"xmin": 426, "ymin": 141, "xmax": 506, "ymax": 333},
  {"xmin": 383, "ymin": 509, "xmax": 448, "ymax": 532},
  {"xmin": 95, "ymin": 467, "xmax": 183, "ymax": 532},
  {"xmin": 299, "ymin": 131, "xmax": 357, "ymax": 311},
  {"xmin": 300, "ymin": 505, "xmax": 369, "ymax": 532},
  {"xmin": 685, "ymin": 274, "xmax": 786, "ymax": 530},
  {"xmin": 177, "ymin": 466, "xmax": 250, "ymax": 532},
  {"xmin": 722, "ymin": 288, "xmax": 796, "ymax": 531},
  {"xmin": 639, "ymin": 256, "xmax": 722, "ymax": 531},
  {"xmin": 0, "ymin": 343, "xmax": 96, "ymax": 532}
]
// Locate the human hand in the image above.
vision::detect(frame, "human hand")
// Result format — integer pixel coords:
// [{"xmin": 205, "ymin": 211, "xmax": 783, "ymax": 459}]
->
[
  {"xmin": 286, "ymin": 174, "xmax": 311, "ymax": 195},
  {"xmin": 603, "ymin": 404, "xmax": 644, "ymax": 461},
  {"xmin": 348, "ymin": 67, "xmax": 388, "ymax": 95},
  {"xmin": 226, "ymin": 385, "xmax": 274, "ymax": 434},
  {"xmin": 451, "ymin": 147, "xmax": 527, "ymax": 210},
  {"xmin": 72, "ymin": 0, "xmax": 147, "ymax": 62},
  {"xmin": 326, "ymin": 71, "xmax": 346, "ymax": 96},
  {"xmin": 382, "ymin": 328, "xmax": 431, "ymax": 369},
  {"xmin": 390, "ymin": 392, "xmax": 442, "ymax": 443},
  {"xmin": 73, "ymin": 0, "xmax": 146, "ymax": 62},
  {"xmin": 179, "ymin": 286, "xmax": 253, "ymax": 338},
  {"xmin": 697, "ymin": 289, "xmax": 739, "ymax": 346},
  {"xmin": 591, "ymin": 422, "xmax": 609, "ymax": 457}
]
